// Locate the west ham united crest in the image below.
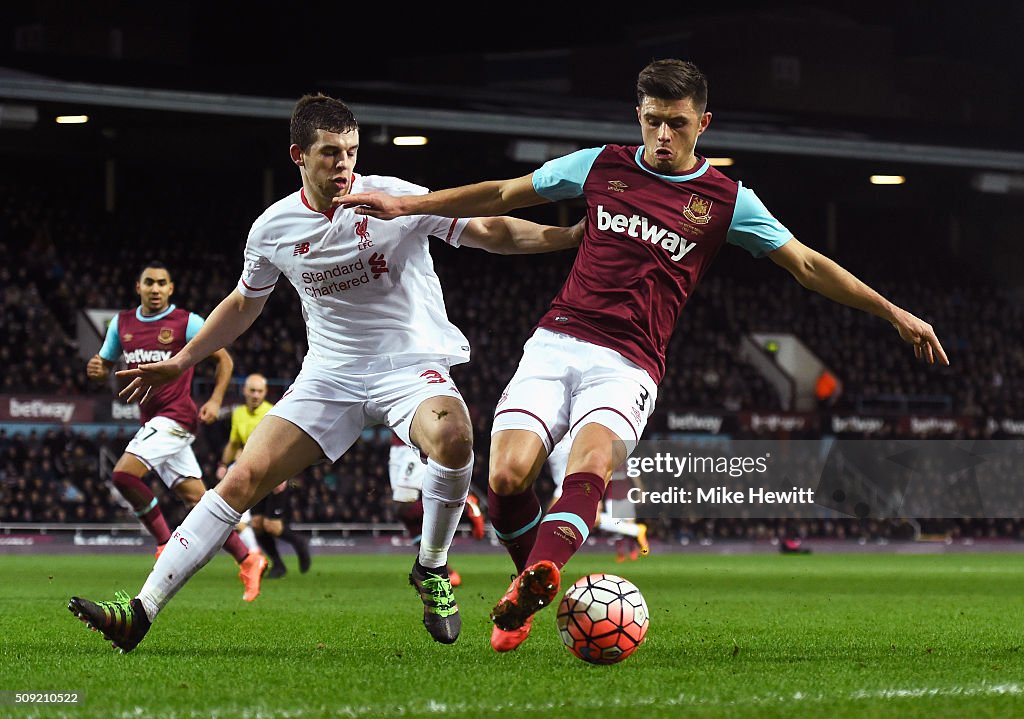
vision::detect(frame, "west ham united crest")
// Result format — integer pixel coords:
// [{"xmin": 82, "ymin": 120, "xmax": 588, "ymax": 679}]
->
[
  {"xmin": 157, "ymin": 328, "xmax": 175, "ymax": 344},
  {"xmin": 682, "ymin": 194, "xmax": 713, "ymax": 225}
]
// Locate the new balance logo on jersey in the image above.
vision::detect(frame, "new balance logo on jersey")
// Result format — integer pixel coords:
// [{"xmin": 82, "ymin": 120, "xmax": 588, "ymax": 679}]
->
[
  {"xmin": 596, "ymin": 205, "xmax": 697, "ymax": 262},
  {"xmin": 370, "ymin": 252, "xmax": 389, "ymax": 279},
  {"xmin": 123, "ymin": 349, "xmax": 173, "ymax": 364},
  {"xmin": 293, "ymin": 242, "xmax": 311, "ymax": 256}
]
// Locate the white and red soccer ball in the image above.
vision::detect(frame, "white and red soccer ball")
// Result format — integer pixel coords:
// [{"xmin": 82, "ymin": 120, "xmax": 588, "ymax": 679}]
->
[{"xmin": 556, "ymin": 573, "xmax": 649, "ymax": 664}]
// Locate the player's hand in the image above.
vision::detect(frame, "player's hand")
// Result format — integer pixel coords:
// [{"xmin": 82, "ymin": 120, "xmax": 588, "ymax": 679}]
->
[
  {"xmin": 116, "ymin": 360, "xmax": 184, "ymax": 404},
  {"xmin": 890, "ymin": 308, "xmax": 949, "ymax": 365},
  {"xmin": 216, "ymin": 463, "xmax": 228, "ymax": 480},
  {"xmin": 332, "ymin": 191, "xmax": 407, "ymax": 220},
  {"xmin": 86, "ymin": 356, "xmax": 109, "ymax": 381},
  {"xmin": 198, "ymin": 399, "xmax": 221, "ymax": 424}
]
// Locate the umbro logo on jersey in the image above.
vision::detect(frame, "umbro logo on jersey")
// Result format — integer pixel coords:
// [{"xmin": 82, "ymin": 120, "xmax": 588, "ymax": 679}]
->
[
  {"xmin": 293, "ymin": 242, "xmax": 311, "ymax": 256},
  {"xmin": 597, "ymin": 205, "xmax": 697, "ymax": 262},
  {"xmin": 607, "ymin": 180, "xmax": 629, "ymax": 193},
  {"xmin": 369, "ymin": 252, "xmax": 389, "ymax": 278}
]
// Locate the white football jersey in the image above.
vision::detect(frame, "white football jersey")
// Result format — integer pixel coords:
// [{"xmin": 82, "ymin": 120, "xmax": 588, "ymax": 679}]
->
[{"xmin": 237, "ymin": 174, "xmax": 471, "ymax": 370}]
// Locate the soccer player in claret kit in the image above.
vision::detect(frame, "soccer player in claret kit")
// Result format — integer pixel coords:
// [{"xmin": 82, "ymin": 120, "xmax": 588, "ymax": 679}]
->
[
  {"xmin": 68, "ymin": 93, "xmax": 582, "ymax": 652},
  {"xmin": 339, "ymin": 58, "xmax": 950, "ymax": 652},
  {"xmin": 84, "ymin": 262, "xmax": 268, "ymax": 602}
]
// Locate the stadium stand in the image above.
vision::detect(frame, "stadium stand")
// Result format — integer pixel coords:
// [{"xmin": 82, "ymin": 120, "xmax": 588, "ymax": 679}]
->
[{"xmin": 3, "ymin": 148, "xmax": 1023, "ymax": 547}]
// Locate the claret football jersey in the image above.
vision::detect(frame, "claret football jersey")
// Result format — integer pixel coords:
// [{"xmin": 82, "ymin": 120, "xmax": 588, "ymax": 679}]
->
[
  {"xmin": 532, "ymin": 145, "xmax": 792, "ymax": 384},
  {"xmin": 99, "ymin": 305, "xmax": 204, "ymax": 432}
]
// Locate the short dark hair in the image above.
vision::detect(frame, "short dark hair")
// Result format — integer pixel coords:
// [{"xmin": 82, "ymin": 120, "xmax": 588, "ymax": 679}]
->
[
  {"xmin": 290, "ymin": 94, "xmax": 359, "ymax": 151},
  {"xmin": 636, "ymin": 59, "xmax": 708, "ymax": 112},
  {"xmin": 139, "ymin": 261, "xmax": 169, "ymax": 280}
]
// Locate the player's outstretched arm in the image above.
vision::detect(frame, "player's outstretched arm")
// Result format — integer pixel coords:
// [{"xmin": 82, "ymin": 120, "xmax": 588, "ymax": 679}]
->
[
  {"xmin": 117, "ymin": 290, "xmax": 269, "ymax": 403},
  {"xmin": 461, "ymin": 216, "xmax": 585, "ymax": 255},
  {"xmin": 769, "ymin": 238, "xmax": 949, "ymax": 365},
  {"xmin": 198, "ymin": 348, "xmax": 234, "ymax": 424},
  {"xmin": 336, "ymin": 174, "xmax": 548, "ymax": 219}
]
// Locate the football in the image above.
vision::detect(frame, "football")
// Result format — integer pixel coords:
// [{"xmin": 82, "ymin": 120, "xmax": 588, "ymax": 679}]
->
[{"xmin": 556, "ymin": 573, "xmax": 649, "ymax": 664}]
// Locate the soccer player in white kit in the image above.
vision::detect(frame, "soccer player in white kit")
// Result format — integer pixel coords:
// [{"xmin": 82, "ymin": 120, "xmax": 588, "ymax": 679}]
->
[{"xmin": 68, "ymin": 93, "xmax": 582, "ymax": 651}]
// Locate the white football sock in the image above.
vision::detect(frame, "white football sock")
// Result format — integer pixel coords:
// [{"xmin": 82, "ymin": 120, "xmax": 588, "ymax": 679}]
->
[
  {"xmin": 137, "ymin": 490, "xmax": 240, "ymax": 620},
  {"xmin": 598, "ymin": 512, "xmax": 641, "ymax": 538},
  {"xmin": 418, "ymin": 457, "xmax": 472, "ymax": 569},
  {"xmin": 238, "ymin": 525, "xmax": 260, "ymax": 553}
]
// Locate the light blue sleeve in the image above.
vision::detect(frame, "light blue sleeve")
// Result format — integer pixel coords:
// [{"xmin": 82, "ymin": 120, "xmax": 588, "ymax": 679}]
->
[
  {"xmin": 186, "ymin": 313, "xmax": 205, "ymax": 342},
  {"xmin": 727, "ymin": 184, "xmax": 793, "ymax": 258},
  {"xmin": 531, "ymin": 147, "xmax": 605, "ymax": 201},
  {"xmin": 98, "ymin": 314, "xmax": 121, "ymax": 362}
]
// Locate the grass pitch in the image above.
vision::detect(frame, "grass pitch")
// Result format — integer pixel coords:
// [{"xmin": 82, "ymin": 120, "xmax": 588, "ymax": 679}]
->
[{"xmin": 1, "ymin": 551, "xmax": 1021, "ymax": 718}]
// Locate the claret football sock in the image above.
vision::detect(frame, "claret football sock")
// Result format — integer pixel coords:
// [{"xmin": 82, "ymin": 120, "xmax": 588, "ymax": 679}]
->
[
  {"xmin": 114, "ymin": 471, "xmax": 172, "ymax": 545},
  {"xmin": 223, "ymin": 531, "xmax": 251, "ymax": 563},
  {"xmin": 396, "ymin": 499, "xmax": 425, "ymax": 538},
  {"xmin": 488, "ymin": 485, "xmax": 542, "ymax": 574},
  {"xmin": 527, "ymin": 472, "xmax": 604, "ymax": 569}
]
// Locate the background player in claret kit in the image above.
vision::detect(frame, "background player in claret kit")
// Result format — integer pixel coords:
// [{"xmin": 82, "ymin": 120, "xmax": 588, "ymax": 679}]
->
[
  {"xmin": 339, "ymin": 58, "xmax": 950, "ymax": 652},
  {"xmin": 68, "ymin": 93, "xmax": 583, "ymax": 652},
  {"xmin": 219, "ymin": 373, "xmax": 311, "ymax": 578},
  {"xmin": 388, "ymin": 430, "xmax": 486, "ymax": 587},
  {"xmin": 85, "ymin": 262, "xmax": 268, "ymax": 602}
]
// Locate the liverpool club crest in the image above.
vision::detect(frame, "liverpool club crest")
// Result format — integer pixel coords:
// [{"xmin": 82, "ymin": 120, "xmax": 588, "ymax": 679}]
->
[{"xmin": 682, "ymin": 194, "xmax": 713, "ymax": 225}]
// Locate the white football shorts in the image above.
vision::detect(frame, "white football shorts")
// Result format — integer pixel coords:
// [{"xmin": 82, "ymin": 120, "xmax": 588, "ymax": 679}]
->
[
  {"xmin": 124, "ymin": 415, "xmax": 202, "ymax": 488},
  {"xmin": 492, "ymin": 328, "xmax": 658, "ymax": 456},
  {"xmin": 546, "ymin": 435, "xmax": 571, "ymax": 499},
  {"xmin": 268, "ymin": 359, "xmax": 467, "ymax": 462},
  {"xmin": 388, "ymin": 443, "xmax": 428, "ymax": 503}
]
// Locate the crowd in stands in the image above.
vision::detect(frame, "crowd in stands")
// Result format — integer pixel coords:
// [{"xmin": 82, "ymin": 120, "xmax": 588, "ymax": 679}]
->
[
  {"xmin": 4, "ymin": 426, "xmax": 1023, "ymax": 544},
  {"xmin": 3, "ymin": 179, "xmax": 1024, "ymax": 543}
]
